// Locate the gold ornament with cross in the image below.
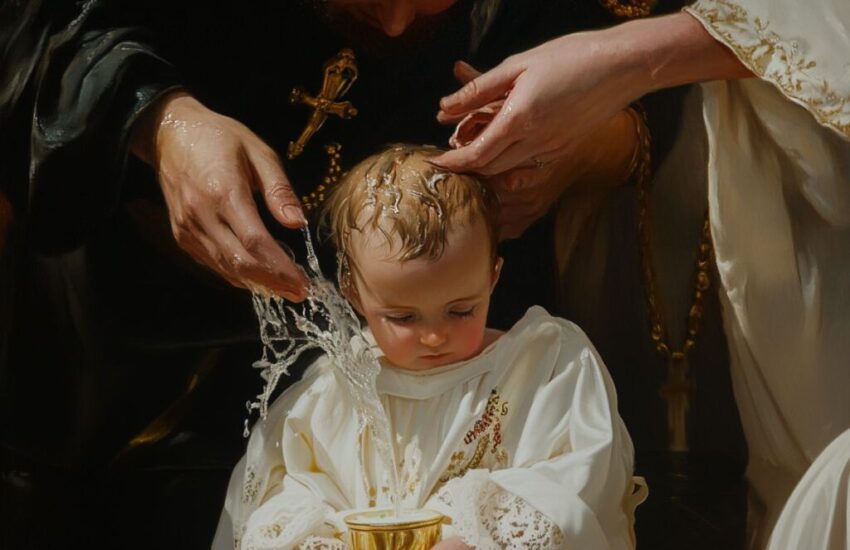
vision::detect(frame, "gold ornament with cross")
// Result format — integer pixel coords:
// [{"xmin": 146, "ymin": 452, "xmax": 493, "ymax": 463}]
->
[
  {"xmin": 287, "ymin": 48, "xmax": 359, "ymax": 160},
  {"xmin": 630, "ymin": 104, "xmax": 714, "ymax": 454}
]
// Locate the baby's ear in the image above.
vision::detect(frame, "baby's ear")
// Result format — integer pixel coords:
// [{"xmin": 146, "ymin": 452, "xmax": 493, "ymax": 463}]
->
[{"xmin": 490, "ymin": 256, "xmax": 504, "ymax": 292}]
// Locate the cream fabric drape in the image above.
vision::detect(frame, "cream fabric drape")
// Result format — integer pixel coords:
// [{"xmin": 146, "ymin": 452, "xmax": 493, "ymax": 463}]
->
[
  {"xmin": 686, "ymin": 1, "xmax": 850, "ymax": 545},
  {"xmin": 767, "ymin": 428, "xmax": 850, "ymax": 550},
  {"xmin": 212, "ymin": 307, "xmax": 639, "ymax": 550}
]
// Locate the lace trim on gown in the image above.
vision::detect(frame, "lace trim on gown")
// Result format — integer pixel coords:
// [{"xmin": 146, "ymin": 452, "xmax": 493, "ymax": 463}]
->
[
  {"xmin": 436, "ymin": 472, "xmax": 565, "ymax": 549},
  {"xmin": 239, "ymin": 502, "xmax": 348, "ymax": 550}
]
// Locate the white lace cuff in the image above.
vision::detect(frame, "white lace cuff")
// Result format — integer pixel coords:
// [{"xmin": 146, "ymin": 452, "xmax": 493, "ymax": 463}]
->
[
  {"xmin": 298, "ymin": 536, "xmax": 350, "ymax": 550},
  {"xmin": 433, "ymin": 470, "xmax": 565, "ymax": 549},
  {"xmin": 240, "ymin": 502, "xmax": 348, "ymax": 550}
]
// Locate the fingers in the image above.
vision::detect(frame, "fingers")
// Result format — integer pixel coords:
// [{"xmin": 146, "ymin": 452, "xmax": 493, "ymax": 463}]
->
[
  {"xmin": 473, "ymin": 141, "xmax": 542, "ymax": 176},
  {"xmin": 453, "ymin": 60, "xmax": 482, "ymax": 85},
  {"xmin": 178, "ymin": 230, "xmax": 248, "ymax": 290},
  {"xmin": 436, "ymin": 110, "xmax": 471, "ymax": 125},
  {"xmin": 221, "ymin": 175, "xmax": 309, "ymax": 299},
  {"xmin": 247, "ymin": 146, "xmax": 306, "ymax": 229},
  {"xmin": 496, "ymin": 193, "xmax": 537, "ymax": 239},
  {"xmin": 496, "ymin": 198, "xmax": 543, "ymax": 240},
  {"xmin": 435, "ymin": 61, "xmax": 485, "ymax": 125},
  {"xmin": 168, "ymin": 174, "xmax": 309, "ymax": 301},
  {"xmin": 439, "ymin": 60, "xmax": 521, "ymax": 118},
  {"xmin": 491, "ymin": 173, "xmax": 550, "ymax": 240},
  {"xmin": 432, "ymin": 98, "xmax": 522, "ymax": 173},
  {"xmin": 492, "ymin": 166, "xmax": 541, "ymax": 192}
]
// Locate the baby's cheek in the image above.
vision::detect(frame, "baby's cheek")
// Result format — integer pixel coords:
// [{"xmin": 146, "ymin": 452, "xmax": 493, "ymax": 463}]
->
[
  {"xmin": 454, "ymin": 321, "xmax": 487, "ymax": 356},
  {"xmin": 373, "ymin": 322, "xmax": 419, "ymax": 361}
]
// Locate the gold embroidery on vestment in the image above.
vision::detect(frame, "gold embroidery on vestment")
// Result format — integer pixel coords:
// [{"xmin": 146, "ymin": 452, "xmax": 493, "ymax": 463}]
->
[
  {"xmin": 689, "ymin": 0, "xmax": 850, "ymax": 136},
  {"xmin": 440, "ymin": 390, "xmax": 510, "ymax": 483},
  {"xmin": 242, "ymin": 467, "xmax": 260, "ymax": 505}
]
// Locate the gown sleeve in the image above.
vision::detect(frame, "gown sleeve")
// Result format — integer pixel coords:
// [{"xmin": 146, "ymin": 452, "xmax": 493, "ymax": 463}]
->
[
  {"xmin": 766, "ymin": 428, "xmax": 850, "ymax": 550},
  {"xmin": 686, "ymin": 0, "xmax": 850, "ymax": 141},
  {"xmin": 215, "ymin": 359, "xmax": 355, "ymax": 550},
  {"xmin": 426, "ymin": 327, "xmax": 640, "ymax": 550}
]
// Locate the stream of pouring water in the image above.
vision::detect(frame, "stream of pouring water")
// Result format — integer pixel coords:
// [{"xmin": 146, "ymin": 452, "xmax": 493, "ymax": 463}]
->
[{"xmin": 246, "ymin": 226, "xmax": 402, "ymax": 516}]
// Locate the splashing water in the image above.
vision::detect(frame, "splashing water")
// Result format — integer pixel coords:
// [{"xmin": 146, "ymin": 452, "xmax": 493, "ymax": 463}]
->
[{"xmin": 247, "ymin": 225, "xmax": 402, "ymax": 515}]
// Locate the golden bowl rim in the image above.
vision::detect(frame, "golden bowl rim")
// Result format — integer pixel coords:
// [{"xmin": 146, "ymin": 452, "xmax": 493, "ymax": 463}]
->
[{"xmin": 344, "ymin": 509, "xmax": 444, "ymax": 532}]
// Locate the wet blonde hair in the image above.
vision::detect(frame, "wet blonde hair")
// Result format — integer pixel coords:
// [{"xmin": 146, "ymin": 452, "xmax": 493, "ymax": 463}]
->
[{"xmin": 322, "ymin": 144, "xmax": 499, "ymax": 264}]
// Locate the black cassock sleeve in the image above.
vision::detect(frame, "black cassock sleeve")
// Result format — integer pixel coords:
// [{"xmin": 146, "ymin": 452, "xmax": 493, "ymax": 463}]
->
[{"xmin": 1, "ymin": 0, "xmax": 180, "ymax": 254}]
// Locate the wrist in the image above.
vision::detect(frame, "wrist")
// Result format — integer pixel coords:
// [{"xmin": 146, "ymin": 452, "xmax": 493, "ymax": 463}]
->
[
  {"xmin": 129, "ymin": 88, "xmax": 195, "ymax": 165},
  {"xmin": 603, "ymin": 12, "xmax": 751, "ymax": 96}
]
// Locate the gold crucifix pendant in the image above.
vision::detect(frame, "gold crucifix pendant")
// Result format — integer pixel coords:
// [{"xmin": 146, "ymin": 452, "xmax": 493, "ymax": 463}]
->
[
  {"xmin": 659, "ymin": 352, "xmax": 692, "ymax": 452},
  {"xmin": 287, "ymin": 48, "xmax": 359, "ymax": 160}
]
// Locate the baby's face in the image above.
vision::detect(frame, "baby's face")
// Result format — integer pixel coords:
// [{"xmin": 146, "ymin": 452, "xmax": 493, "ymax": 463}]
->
[{"xmin": 348, "ymin": 218, "xmax": 500, "ymax": 370}]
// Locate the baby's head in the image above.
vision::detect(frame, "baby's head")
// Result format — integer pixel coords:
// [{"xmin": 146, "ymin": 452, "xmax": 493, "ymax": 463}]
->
[{"xmin": 323, "ymin": 145, "xmax": 502, "ymax": 370}]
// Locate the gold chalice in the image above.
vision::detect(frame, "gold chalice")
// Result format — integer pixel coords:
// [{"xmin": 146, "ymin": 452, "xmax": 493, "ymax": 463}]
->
[{"xmin": 345, "ymin": 509, "xmax": 444, "ymax": 550}]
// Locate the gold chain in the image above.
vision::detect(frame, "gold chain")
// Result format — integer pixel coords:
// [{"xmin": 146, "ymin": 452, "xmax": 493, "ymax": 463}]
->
[
  {"xmin": 631, "ymin": 106, "xmax": 713, "ymax": 449},
  {"xmin": 631, "ymin": 107, "xmax": 713, "ymax": 361},
  {"xmin": 301, "ymin": 142, "xmax": 345, "ymax": 213},
  {"xmin": 598, "ymin": 0, "xmax": 657, "ymax": 19}
]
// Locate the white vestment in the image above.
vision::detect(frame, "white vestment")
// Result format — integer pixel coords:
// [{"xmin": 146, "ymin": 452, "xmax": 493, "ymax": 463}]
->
[
  {"xmin": 686, "ymin": 1, "xmax": 850, "ymax": 545},
  {"xmin": 767, "ymin": 428, "xmax": 850, "ymax": 550},
  {"xmin": 212, "ymin": 307, "xmax": 641, "ymax": 550}
]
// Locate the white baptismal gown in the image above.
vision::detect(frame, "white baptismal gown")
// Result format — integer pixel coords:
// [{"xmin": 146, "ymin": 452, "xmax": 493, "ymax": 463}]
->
[{"xmin": 212, "ymin": 307, "xmax": 642, "ymax": 550}]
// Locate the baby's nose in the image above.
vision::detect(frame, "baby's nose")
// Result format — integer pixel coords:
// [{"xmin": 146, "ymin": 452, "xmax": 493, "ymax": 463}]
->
[{"xmin": 420, "ymin": 329, "xmax": 447, "ymax": 348}]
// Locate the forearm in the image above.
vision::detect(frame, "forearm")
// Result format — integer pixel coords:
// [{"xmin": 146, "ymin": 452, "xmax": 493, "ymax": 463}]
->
[{"xmin": 603, "ymin": 11, "xmax": 753, "ymax": 98}]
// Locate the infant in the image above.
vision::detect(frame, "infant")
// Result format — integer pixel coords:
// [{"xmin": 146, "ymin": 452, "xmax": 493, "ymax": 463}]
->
[{"xmin": 214, "ymin": 145, "xmax": 642, "ymax": 550}]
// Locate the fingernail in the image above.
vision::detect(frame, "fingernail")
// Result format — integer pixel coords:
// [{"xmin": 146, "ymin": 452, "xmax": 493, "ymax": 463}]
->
[
  {"xmin": 282, "ymin": 205, "xmax": 306, "ymax": 224},
  {"xmin": 284, "ymin": 287, "xmax": 308, "ymax": 302}
]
